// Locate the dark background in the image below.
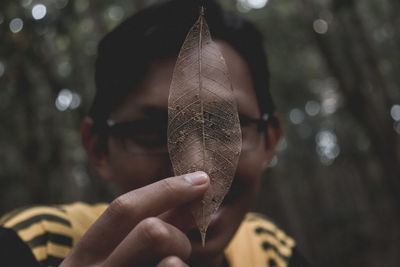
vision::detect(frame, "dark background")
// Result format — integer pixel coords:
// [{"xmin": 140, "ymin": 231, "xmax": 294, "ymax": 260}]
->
[{"xmin": 1, "ymin": 0, "xmax": 399, "ymax": 266}]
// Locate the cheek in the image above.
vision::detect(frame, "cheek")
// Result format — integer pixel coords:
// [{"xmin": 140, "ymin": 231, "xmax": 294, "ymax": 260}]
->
[
  {"xmin": 235, "ymin": 149, "xmax": 265, "ymax": 187},
  {"xmin": 107, "ymin": 140, "xmax": 173, "ymax": 193}
]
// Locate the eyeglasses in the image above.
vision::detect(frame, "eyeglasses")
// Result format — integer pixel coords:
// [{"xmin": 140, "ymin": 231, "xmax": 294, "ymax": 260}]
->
[{"xmin": 104, "ymin": 113, "xmax": 271, "ymax": 155}]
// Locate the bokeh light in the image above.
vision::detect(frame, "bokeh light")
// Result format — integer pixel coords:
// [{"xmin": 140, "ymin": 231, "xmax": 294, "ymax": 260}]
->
[
  {"xmin": 394, "ymin": 121, "xmax": 400, "ymax": 135},
  {"xmin": 32, "ymin": 4, "xmax": 47, "ymax": 20},
  {"xmin": 321, "ymin": 88, "xmax": 339, "ymax": 115},
  {"xmin": 55, "ymin": 89, "xmax": 81, "ymax": 111},
  {"xmin": 322, "ymin": 98, "xmax": 337, "ymax": 114},
  {"xmin": 0, "ymin": 62, "xmax": 5, "ymax": 78},
  {"xmin": 56, "ymin": 89, "xmax": 73, "ymax": 111},
  {"xmin": 289, "ymin": 108, "xmax": 305, "ymax": 124},
  {"xmin": 0, "ymin": 13, "xmax": 4, "ymax": 24},
  {"xmin": 313, "ymin": 19, "xmax": 328, "ymax": 34},
  {"xmin": 69, "ymin": 93, "xmax": 81, "ymax": 109},
  {"xmin": 236, "ymin": 0, "xmax": 269, "ymax": 12},
  {"xmin": 305, "ymin": 100, "xmax": 321, "ymax": 116},
  {"xmin": 107, "ymin": 5, "xmax": 125, "ymax": 21},
  {"xmin": 316, "ymin": 130, "xmax": 340, "ymax": 165},
  {"xmin": 268, "ymin": 155, "xmax": 278, "ymax": 168},
  {"xmin": 9, "ymin": 18, "xmax": 24, "ymax": 33},
  {"xmin": 390, "ymin": 104, "xmax": 400, "ymax": 121},
  {"xmin": 247, "ymin": 0, "xmax": 268, "ymax": 9}
]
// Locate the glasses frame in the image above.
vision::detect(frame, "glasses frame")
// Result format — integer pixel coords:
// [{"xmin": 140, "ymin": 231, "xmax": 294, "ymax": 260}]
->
[{"xmin": 102, "ymin": 113, "xmax": 272, "ymax": 155}]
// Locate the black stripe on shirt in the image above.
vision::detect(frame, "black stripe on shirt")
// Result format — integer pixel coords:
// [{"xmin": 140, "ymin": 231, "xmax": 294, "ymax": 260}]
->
[
  {"xmin": 255, "ymin": 226, "xmax": 276, "ymax": 237},
  {"xmin": 262, "ymin": 241, "xmax": 290, "ymax": 262},
  {"xmin": 0, "ymin": 206, "xmax": 35, "ymax": 225},
  {"xmin": 1, "ymin": 206, "xmax": 67, "ymax": 226},
  {"xmin": 39, "ymin": 255, "xmax": 65, "ymax": 267},
  {"xmin": 255, "ymin": 226, "xmax": 291, "ymax": 246},
  {"xmin": 26, "ymin": 232, "xmax": 73, "ymax": 249},
  {"xmin": 11, "ymin": 214, "xmax": 71, "ymax": 231}
]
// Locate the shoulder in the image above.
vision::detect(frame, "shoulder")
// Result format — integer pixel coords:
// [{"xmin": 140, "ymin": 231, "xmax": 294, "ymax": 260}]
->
[
  {"xmin": 0, "ymin": 202, "xmax": 108, "ymax": 266},
  {"xmin": 225, "ymin": 212, "xmax": 310, "ymax": 267}
]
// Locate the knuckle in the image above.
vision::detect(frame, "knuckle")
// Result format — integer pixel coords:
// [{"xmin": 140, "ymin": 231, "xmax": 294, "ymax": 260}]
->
[
  {"xmin": 108, "ymin": 195, "xmax": 130, "ymax": 218},
  {"xmin": 179, "ymin": 237, "xmax": 192, "ymax": 260},
  {"xmin": 139, "ymin": 217, "xmax": 171, "ymax": 244},
  {"xmin": 160, "ymin": 178, "xmax": 177, "ymax": 195}
]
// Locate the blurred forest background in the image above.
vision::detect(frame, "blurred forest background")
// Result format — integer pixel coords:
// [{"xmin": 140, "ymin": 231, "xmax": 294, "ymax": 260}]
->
[{"xmin": 0, "ymin": 0, "xmax": 399, "ymax": 266}]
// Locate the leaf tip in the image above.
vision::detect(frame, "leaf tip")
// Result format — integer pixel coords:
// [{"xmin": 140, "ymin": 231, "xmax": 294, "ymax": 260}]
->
[
  {"xmin": 199, "ymin": 6, "xmax": 205, "ymax": 17},
  {"xmin": 200, "ymin": 229, "xmax": 206, "ymax": 248}
]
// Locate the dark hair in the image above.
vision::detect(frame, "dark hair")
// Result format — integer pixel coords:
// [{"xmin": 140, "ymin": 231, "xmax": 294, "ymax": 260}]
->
[{"xmin": 89, "ymin": 0, "xmax": 275, "ymax": 126}]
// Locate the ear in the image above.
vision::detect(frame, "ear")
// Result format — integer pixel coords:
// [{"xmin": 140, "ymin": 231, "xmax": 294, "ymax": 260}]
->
[
  {"xmin": 81, "ymin": 117, "xmax": 114, "ymax": 181},
  {"xmin": 261, "ymin": 112, "xmax": 282, "ymax": 170}
]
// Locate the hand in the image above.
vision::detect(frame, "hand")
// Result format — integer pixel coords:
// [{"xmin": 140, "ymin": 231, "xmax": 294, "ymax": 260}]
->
[{"xmin": 60, "ymin": 171, "xmax": 209, "ymax": 267}]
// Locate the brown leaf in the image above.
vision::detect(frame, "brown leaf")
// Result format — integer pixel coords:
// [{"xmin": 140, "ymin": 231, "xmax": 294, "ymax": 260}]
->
[{"xmin": 167, "ymin": 7, "xmax": 242, "ymax": 247}]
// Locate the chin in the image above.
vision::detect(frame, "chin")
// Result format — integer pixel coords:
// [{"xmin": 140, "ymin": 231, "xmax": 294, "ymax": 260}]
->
[{"xmin": 188, "ymin": 188, "xmax": 251, "ymax": 259}]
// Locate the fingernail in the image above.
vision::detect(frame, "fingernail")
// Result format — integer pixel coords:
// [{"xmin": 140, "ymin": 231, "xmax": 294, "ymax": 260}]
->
[{"xmin": 184, "ymin": 171, "xmax": 208, "ymax": 185}]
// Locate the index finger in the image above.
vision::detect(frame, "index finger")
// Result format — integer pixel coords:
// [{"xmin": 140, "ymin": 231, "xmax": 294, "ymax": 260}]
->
[{"xmin": 64, "ymin": 171, "xmax": 209, "ymax": 264}]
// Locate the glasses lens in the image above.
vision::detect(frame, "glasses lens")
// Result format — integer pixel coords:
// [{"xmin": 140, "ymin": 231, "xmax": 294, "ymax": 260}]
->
[
  {"xmin": 110, "ymin": 115, "xmax": 263, "ymax": 155},
  {"xmin": 110, "ymin": 119, "xmax": 168, "ymax": 155}
]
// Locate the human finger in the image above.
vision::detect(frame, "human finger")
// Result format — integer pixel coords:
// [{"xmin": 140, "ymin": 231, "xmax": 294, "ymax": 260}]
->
[
  {"xmin": 103, "ymin": 217, "xmax": 191, "ymax": 267},
  {"xmin": 158, "ymin": 204, "xmax": 197, "ymax": 234},
  {"xmin": 157, "ymin": 256, "xmax": 189, "ymax": 267},
  {"xmin": 63, "ymin": 171, "xmax": 208, "ymax": 265}
]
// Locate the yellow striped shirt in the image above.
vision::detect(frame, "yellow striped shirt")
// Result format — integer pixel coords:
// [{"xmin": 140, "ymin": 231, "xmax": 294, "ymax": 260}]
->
[{"xmin": 0, "ymin": 202, "xmax": 296, "ymax": 267}]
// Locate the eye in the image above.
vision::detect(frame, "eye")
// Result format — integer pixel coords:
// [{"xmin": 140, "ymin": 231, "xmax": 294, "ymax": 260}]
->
[
  {"xmin": 124, "ymin": 120, "xmax": 166, "ymax": 148},
  {"xmin": 126, "ymin": 132, "xmax": 166, "ymax": 147}
]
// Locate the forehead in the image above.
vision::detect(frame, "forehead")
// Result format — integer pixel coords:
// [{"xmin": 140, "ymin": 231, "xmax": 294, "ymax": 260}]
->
[{"xmin": 109, "ymin": 41, "xmax": 260, "ymax": 121}]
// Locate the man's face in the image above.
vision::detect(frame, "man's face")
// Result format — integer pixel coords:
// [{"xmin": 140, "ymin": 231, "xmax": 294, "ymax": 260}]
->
[{"xmin": 91, "ymin": 41, "xmax": 279, "ymax": 258}]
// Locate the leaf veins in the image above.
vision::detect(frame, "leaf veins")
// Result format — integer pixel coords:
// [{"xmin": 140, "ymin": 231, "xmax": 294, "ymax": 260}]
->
[{"xmin": 167, "ymin": 7, "xmax": 242, "ymax": 247}]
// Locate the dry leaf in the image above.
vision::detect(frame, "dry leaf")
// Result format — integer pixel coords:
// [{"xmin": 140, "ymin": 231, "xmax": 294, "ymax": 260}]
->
[{"xmin": 167, "ymin": 7, "xmax": 242, "ymax": 247}]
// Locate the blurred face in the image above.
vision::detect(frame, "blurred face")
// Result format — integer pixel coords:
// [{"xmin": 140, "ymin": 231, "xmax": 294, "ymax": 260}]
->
[{"xmin": 93, "ymin": 42, "xmax": 279, "ymax": 259}]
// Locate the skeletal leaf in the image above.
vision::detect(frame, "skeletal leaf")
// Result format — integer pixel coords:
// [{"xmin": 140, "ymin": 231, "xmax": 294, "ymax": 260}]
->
[{"xmin": 167, "ymin": 7, "xmax": 242, "ymax": 247}]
